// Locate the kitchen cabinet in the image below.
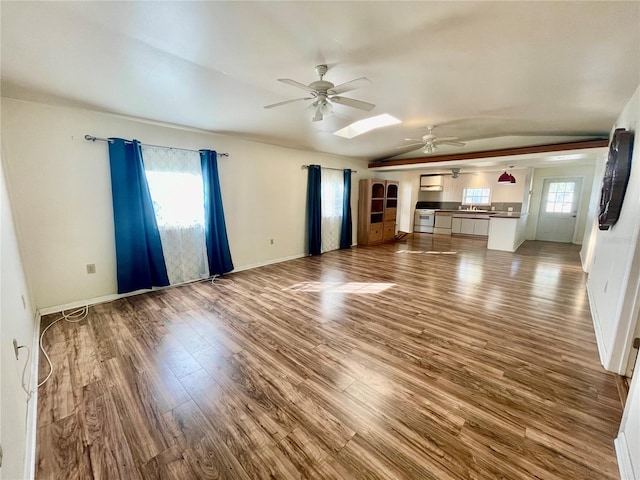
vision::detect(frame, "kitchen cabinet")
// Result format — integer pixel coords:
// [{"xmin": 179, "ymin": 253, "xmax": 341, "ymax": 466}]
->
[
  {"xmin": 452, "ymin": 217, "xmax": 462, "ymax": 234},
  {"xmin": 358, "ymin": 179, "xmax": 399, "ymax": 245},
  {"xmin": 452, "ymin": 216, "xmax": 490, "ymax": 237},
  {"xmin": 420, "ymin": 174, "xmax": 443, "ymax": 191},
  {"xmin": 474, "ymin": 218, "xmax": 489, "ymax": 236},
  {"xmin": 433, "ymin": 212, "xmax": 452, "ymax": 235},
  {"xmin": 460, "ymin": 218, "xmax": 475, "ymax": 235}
]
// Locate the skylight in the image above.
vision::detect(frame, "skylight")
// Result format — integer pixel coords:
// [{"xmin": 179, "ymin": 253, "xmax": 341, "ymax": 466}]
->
[{"xmin": 333, "ymin": 114, "xmax": 401, "ymax": 139}]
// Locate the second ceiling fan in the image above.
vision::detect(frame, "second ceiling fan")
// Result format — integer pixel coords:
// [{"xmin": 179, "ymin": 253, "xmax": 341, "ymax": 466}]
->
[
  {"xmin": 402, "ymin": 125, "xmax": 466, "ymax": 153},
  {"xmin": 264, "ymin": 65, "xmax": 375, "ymax": 122}
]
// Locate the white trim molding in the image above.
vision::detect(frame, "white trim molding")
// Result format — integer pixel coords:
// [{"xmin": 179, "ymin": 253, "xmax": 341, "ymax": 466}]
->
[
  {"xmin": 614, "ymin": 432, "xmax": 636, "ymax": 480},
  {"xmin": 586, "ymin": 279, "xmax": 609, "ymax": 368},
  {"xmin": 24, "ymin": 311, "xmax": 41, "ymax": 480}
]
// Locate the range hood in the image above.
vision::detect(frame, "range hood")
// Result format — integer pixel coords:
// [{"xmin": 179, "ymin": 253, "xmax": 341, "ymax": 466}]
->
[{"xmin": 420, "ymin": 174, "xmax": 443, "ymax": 191}]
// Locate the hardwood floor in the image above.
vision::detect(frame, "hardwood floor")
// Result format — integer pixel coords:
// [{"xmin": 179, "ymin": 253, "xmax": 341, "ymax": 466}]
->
[{"xmin": 35, "ymin": 236, "xmax": 623, "ymax": 479}]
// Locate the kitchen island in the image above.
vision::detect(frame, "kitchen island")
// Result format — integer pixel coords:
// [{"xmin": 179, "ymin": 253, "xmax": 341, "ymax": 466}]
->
[
  {"xmin": 487, "ymin": 213, "xmax": 528, "ymax": 252},
  {"xmin": 428, "ymin": 209, "xmax": 528, "ymax": 253}
]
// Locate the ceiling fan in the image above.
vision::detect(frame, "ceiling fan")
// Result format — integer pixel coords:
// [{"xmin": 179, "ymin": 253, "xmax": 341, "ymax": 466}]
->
[
  {"xmin": 401, "ymin": 125, "xmax": 466, "ymax": 153},
  {"xmin": 264, "ymin": 65, "xmax": 375, "ymax": 122}
]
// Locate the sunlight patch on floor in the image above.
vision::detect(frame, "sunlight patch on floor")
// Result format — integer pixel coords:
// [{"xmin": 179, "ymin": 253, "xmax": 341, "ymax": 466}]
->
[
  {"xmin": 283, "ymin": 282, "xmax": 395, "ymax": 294},
  {"xmin": 396, "ymin": 250, "xmax": 458, "ymax": 255}
]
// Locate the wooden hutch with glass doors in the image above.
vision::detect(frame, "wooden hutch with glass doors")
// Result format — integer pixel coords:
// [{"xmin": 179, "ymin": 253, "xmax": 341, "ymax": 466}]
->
[{"xmin": 358, "ymin": 179, "xmax": 399, "ymax": 245}]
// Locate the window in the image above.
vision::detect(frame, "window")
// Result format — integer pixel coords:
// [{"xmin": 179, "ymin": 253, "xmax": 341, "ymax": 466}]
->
[
  {"xmin": 545, "ymin": 181, "xmax": 575, "ymax": 213},
  {"xmin": 144, "ymin": 171, "xmax": 205, "ymax": 227},
  {"xmin": 320, "ymin": 169, "xmax": 345, "ymax": 252},
  {"xmin": 142, "ymin": 145, "xmax": 209, "ymax": 285},
  {"xmin": 462, "ymin": 188, "xmax": 491, "ymax": 206}
]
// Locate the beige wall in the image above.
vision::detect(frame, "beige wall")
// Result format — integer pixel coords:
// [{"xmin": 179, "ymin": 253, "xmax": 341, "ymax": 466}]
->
[{"xmin": 1, "ymin": 98, "xmax": 368, "ymax": 309}]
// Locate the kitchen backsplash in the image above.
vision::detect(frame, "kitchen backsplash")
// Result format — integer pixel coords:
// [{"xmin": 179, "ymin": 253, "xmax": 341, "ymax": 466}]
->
[{"xmin": 416, "ymin": 201, "xmax": 522, "ymax": 212}]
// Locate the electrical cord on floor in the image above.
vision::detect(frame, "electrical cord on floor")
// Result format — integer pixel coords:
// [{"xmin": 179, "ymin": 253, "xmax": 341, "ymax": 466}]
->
[
  {"xmin": 36, "ymin": 304, "xmax": 90, "ymax": 389},
  {"xmin": 19, "ymin": 343, "xmax": 33, "ymax": 402},
  {"xmin": 207, "ymin": 274, "xmax": 234, "ymax": 286}
]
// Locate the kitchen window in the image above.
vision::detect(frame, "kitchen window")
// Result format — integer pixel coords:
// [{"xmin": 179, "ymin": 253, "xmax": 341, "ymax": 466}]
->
[{"xmin": 462, "ymin": 187, "xmax": 491, "ymax": 206}]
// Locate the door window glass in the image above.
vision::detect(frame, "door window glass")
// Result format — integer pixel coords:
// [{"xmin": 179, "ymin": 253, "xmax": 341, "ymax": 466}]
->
[{"xmin": 545, "ymin": 182, "xmax": 575, "ymax": 213}]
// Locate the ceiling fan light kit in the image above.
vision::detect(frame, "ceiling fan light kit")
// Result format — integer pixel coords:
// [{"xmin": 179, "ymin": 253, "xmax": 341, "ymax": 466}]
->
[{"xmin": 264, "ymin": 65, "xmax": 375, "ymax": 122}]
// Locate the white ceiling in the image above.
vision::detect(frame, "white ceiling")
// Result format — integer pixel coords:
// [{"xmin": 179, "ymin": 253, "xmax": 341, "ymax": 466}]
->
[{"xmin": 1, "ymin": 1, "xmax": 638, "ymax": 167}]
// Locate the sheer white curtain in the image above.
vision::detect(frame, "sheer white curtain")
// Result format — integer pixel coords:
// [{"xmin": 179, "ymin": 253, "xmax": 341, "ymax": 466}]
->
[
  {"xmin": 142, "ymin": 146, "xmax": 209, "ymax": 285},
  {"xmin": 321, "ymin": 169, "xmax": 344, "ymax": 253}
]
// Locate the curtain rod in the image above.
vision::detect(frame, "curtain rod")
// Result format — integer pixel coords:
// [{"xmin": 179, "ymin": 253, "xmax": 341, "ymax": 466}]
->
[
  {"xmin": 302, "ymin": 165, "xmax": 357, "ymax": 173},
  {"xmin": 84, "ymin": 135, "xmax": 229, "ymax": 157}
]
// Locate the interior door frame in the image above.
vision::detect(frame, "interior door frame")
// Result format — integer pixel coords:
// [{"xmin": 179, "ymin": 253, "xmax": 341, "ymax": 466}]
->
[{"xmin": 534, "ymin": 176, "xmax": 585, "ymax": 243}]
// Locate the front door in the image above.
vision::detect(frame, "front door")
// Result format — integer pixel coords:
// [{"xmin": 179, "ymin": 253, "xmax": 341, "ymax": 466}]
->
[{"xmin": 536, "ymin": 177, "xmax": 582, "ymax": 243}]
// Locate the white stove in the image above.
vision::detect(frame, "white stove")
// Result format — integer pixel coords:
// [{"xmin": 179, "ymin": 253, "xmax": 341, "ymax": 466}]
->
[{"xmin": 414, "ymin": 209, "xmax": 436, "ymax": 233}]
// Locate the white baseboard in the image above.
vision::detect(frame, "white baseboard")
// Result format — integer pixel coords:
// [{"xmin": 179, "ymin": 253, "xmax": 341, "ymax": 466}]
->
[
  {"xmin": 586, "ymin": 279, "xmax": 610, "ymax": 370},
  {"xmin": 231, "ymin": 253, "xmax": 307, "ymax": 273},
  {"xmin": 38, "ymin": 290, "xmax": 148, "ymax": 316},
  {"xmin": 614, "ymin": 433, "xmax": 636, "ymax": 480},
  {"xmin": 579, "ymin": 248, "xmax": 587, "ymax": 272},
  {"xmin": 37, "ymin": 253, "xmax": 308, "ymax": 316},
  {"xmin": 23, "ymin": 311, "xmax": 41, "ymax": 480}
]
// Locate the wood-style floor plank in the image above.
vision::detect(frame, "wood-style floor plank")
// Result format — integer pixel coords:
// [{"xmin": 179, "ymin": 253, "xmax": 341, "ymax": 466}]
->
[{"xmin": 35, "ymin": 237, "xmax": 623, "ymax": 479}]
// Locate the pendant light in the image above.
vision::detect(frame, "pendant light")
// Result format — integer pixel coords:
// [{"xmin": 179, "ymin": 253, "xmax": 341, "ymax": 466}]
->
[{"xmin": 498, "ymin": 166, "xmax": 516, "ymax": 184}]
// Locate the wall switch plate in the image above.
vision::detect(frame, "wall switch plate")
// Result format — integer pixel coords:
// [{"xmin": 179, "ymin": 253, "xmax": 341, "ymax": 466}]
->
[
  {"xmin": 13, "ymin": 339, "xmax": 19, "ymax": 360},
  {"xmin": 86, "ymin": 264, "xmax": 96, "ymax": 274}
]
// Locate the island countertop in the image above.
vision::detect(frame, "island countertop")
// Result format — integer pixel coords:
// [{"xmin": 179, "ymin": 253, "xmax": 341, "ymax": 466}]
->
[{"xmin": 490, "ymin": 212, "xmax": 526, "ymax": 219}]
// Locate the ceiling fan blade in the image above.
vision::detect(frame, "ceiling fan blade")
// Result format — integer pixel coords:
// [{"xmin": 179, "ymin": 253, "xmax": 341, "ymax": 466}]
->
[
  {"xmin": 398, "ymin": 142, "xmax": 426, "ymax": 149},
  {"xmin": 277, "ymin": 78, "xmax": 316, "ymax": 93},
  {"xmin": 434, "ymin": 136, "xmax": 460, "ymax": 142},
  {"xmin": 404, "ymin": 138, "xmax": 423, "ymax": 142},
  {"xmin": 263, "ymin": 97, "xmax": 314, "ymax": 109},
  {"xmin": 438, "ymin": 141, "xmax": 466, "ymax": 146},
  {"xmin": 330, "ymin": 96, "xmax": 375, "ymax": 111},
  {"xmin": 329, "ymin": 77, "xmax": 372, "ymax": 95}
]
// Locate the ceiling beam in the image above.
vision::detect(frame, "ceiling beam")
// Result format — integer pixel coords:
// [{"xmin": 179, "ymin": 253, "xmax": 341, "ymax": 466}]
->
[{"xmin": 368, "ymin": 139, "xmax": 609, "ymax": 168}]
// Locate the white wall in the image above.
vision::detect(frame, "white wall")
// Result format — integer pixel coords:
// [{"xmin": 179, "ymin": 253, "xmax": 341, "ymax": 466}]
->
[
  {"xmin": 581, "ymin": 156, "xmax": 607, "ymax": 272},
  {"xmin": 418, "ymin": 169, "xmax": 528, "ymax": 205},
  {"xmin": 525, "ymin": 164, "xmax": 596, "ymax": 244},
  {"xmin": 0, "ymin": 151, "xmax": 37, "ymax": 480},
  {"xmin": 586, "ymin": 85, "xmax": 640, "ymax": 373},
  {"xmin": 615, "ymin": 353, "xmax": 640, "ymax": 479},
  {"xmin": 1, "ymin": 98, "xmax": 369, "ymax": 309}
]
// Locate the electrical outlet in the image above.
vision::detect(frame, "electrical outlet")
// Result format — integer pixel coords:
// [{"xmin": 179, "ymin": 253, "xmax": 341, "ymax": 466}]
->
[
  {"xmin": 13, "ymin": 339, "xmax": 19, "ymax": 360},
  {"xmin": 507, "ymin": 207, "xmax": 513, "ymax": 212},
  {"xmin": 86, "ymin": 263, "xmax": 96, "ymax": 274}
]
